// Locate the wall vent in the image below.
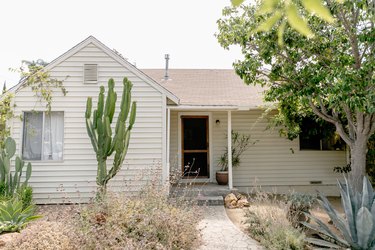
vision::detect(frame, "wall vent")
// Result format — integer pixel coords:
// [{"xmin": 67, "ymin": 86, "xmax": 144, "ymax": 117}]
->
[
  {"xmin": 84, "ymin": 64, "xmax": 98, "ymax": 84},
  {"xmin": 310, "ymin": 181, "xmax": 322, "ymax": 185}
]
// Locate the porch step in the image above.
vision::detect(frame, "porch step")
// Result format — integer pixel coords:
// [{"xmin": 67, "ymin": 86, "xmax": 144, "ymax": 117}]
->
[
  {"xmin": 197, "ymin": 195, "xmax": 224, "ymax": 206},
  {"xmin": 170, "ymin": 183, "xmax": 236, "ymax": 197}
]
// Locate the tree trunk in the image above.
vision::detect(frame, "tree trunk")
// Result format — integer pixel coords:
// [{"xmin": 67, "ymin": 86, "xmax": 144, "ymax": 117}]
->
[{"xmin": 349, "ymin": 134, "xmax": 368, "ymax": 192}]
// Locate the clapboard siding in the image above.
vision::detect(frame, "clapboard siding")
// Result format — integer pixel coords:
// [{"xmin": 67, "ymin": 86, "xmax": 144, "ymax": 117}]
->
[
  {"xmin": 11, "ymin": 42, "xmax": 165, "ymax": 203},
  {"xmin": 169, "ymin": 110, "xmax": 346, "ymax": 193}
]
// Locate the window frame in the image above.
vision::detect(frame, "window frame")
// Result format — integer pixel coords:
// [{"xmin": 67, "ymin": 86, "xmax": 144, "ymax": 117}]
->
[{"xmin": 22, "ymin": 111, "xmax": 64, "ymax": 162}]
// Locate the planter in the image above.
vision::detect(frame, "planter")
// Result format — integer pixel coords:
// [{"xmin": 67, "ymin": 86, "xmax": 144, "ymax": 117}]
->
[{"xmin": 216, "ymin": 171, "xmax": 228, "ymax": 185}]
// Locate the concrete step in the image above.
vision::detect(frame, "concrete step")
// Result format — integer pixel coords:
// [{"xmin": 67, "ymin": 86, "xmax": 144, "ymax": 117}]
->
[{"xmin": 197, "ymin": 195, "xmax": 224, "ymax": 206}]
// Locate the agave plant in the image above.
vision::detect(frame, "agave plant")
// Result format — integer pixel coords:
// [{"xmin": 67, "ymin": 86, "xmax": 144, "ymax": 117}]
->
[
  {"xmin": 302, "ymin": 176, "xmax": 375, "ymax": 249},
  {"xmin": 0, "ymin": 199, "xmax": 42, "ymax": 233}
]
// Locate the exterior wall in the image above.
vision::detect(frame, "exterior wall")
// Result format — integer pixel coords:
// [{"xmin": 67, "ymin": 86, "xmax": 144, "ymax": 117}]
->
[
  {"xmin": 11, "ymin": 43, "xmax": 164, "ymax": 203},
  {"xmin": 169, "ymin": 110, "xmax": 346, "ymax": 195}
]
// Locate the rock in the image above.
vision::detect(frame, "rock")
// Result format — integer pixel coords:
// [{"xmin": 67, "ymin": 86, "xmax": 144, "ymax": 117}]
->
[
  {"xmin": 0, "ymin": 232, "xmax": 20, "ymax": 247},
  {"xmin": 224, "ymin": 193, "xmax": 238, "ymax": 208},
  {"xmin": 237, "ymin": 197, "xmax": 250, "ymax": 208}
]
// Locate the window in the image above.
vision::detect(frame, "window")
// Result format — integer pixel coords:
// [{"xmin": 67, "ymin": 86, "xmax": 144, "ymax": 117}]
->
[
  {"xmin": 299, "ymin": 118, "xmax": 345, "ymax": 151},
  {"xmin": 22, "ymin": 111, "xmax": 64, "ymax": 161},
  {"xmin": 84, "ymin": 64, "xmax": 98, "ymax": 84}
]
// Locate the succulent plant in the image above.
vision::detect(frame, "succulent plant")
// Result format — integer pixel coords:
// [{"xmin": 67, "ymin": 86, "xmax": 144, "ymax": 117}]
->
[
  {"xmin": 302, "ymin": 176, "xmax": 375, "ymax": 249},
  {"xmin": 0, "ymin": 198, "xmax": 41, "ymax": 233},
  {"xmin": 85, "ymin": 77, "xmax": 136, "ymax": 195},
  {"xmin": 0, "ymin": 137, "xmax": 32, "ymax": 197}
]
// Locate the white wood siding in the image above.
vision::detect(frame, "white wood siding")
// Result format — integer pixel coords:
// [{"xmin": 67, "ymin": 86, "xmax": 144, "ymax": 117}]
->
[
  {"xmin": 169, "ymin": 110, "xmax": 346, "ymax": 194},
  {"xmin": 12, "ymin": 43, "xmax": 164, "ymax": 203}
]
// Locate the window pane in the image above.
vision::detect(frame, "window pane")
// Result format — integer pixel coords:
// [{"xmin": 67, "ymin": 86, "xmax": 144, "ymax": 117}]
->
[
  {"xmin": 23, "ymin": 112, "xmax": 43, "ymax": 160},
  {"xmin": 43, "ymin": 112, "xmax": 64, "ymax": 160},
  {"xmin": 183, "ymin": 118, "xmax": 207, "ymax": 150}
]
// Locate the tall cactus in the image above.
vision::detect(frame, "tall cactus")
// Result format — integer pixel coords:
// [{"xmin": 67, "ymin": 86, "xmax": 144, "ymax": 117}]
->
[
  {"xmin": 0, "ymin": 137, "xmax": 32, "ymax": 197},
  {"xmin": 85, "ymin": 77, "xmax": 136, "ymax": 195}
]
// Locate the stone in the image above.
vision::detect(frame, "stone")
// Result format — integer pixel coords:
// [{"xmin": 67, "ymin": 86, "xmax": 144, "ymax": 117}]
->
[
  {"xmin": 237, "ymin": 198, "xmax": 250, "ymax": 208},
  {"xmin": 224, "ymin": 193, "xmax": 238, "ymax": 208}
]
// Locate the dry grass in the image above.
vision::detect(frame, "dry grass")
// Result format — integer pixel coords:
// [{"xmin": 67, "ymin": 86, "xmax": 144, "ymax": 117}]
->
[
  {"xmin": 6, "ymin": 184, "xmax": 202, "ymax": 250},
  {"xmin": 227, "ymin": 193, "xmax": 344, "ymax": 250},
  {"xmin": 244, "ymin": 193, "xmax": 306, "ymax": 250}
]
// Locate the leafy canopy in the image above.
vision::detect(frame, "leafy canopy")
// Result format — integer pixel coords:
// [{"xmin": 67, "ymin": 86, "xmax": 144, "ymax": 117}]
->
[{"xmin": 217, "ymin": 1, "xmax": 374, "ymax": 146}]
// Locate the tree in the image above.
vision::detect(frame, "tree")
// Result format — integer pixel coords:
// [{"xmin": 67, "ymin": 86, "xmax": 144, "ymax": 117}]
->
[
  {"xmin": 217, "ymin": 0, "xmax": 375, "ymax": 191},
  {"xmin": 12, "ymin": 59, "xmax": 67, "ymax": 112},
  {"xmin": 231, "ymin": 0, "xmax": 344, "ymax": 44}
]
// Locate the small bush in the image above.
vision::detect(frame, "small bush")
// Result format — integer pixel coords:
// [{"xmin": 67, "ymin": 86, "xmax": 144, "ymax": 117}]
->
[
  {"xmin": 17, "ymin": 186, "xmax": 33, "ymax": 209},
  {"xmin": 77, "ymin": 185, "xmax": 201, "ymax": 249},
  {"xmin": 286, "ymin": 192, "xmax": 316, "ymax": 228},
  {"xmin": 5, "ymin": 221, "xmax": 78, "ymax": 250},
  {"xmin": 245, "ymin": 191, "xmax": 306, "ymax": 250}
]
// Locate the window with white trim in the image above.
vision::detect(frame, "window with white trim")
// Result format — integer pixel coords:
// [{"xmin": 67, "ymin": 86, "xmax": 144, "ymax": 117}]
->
[
  {"xmin": 22, "ymin": 111, "xmax": 64, "ymax": 161},
  {"xmin": 84, "ymin": 64, "xmax": 98, "ymax": 84}
]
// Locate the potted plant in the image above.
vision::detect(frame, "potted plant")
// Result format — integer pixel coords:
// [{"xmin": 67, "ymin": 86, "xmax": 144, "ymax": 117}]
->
[{"xmin": 216, "ymin": 130, "xmax": 256, "ymax": 185}]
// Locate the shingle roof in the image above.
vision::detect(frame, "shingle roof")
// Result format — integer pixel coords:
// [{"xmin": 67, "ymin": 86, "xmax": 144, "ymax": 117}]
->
[{"xmin": 142, "ymin": 69, "xmax": 267, "ymax": 108}]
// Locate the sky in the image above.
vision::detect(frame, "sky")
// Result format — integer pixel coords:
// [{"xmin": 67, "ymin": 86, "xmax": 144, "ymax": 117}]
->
[{"xmin": 0, "ymin": 0, "xmax": 244, "ymax": 88}]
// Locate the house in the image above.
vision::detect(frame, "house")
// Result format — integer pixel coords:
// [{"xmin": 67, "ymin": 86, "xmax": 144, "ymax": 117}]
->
[{"xmin": 6, "ymin": 36, "xmax": 346, "ymax": 203}]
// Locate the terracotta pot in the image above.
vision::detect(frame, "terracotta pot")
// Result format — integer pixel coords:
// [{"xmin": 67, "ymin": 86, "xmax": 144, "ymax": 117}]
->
[{"xmin": 216, "ymin": 171, "xmax": 228, "ymax": 185}]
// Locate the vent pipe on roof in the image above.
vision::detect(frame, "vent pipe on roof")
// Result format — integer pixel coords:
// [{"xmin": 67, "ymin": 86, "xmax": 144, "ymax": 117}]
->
[{"xmin": 164, "ymin": 54, "xmax": 169, "ymax": 80}]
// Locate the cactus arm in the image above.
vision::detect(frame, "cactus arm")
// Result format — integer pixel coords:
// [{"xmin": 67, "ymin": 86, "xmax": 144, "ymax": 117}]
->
[
  {"xmin": 104, "ymin": 117, "xmax": 112, "ymax": 155},
  {"xmin": 85, "ymin": 118, "xmax": 98, "ymax": 153},
  {"xmin": 104, "ymin": 79, "xmax": 116, "ymax": 123},
  {"xmin": 85, "ymin": 97, "xmax": 92, "ymax": 119},
  {"xmin": 97, "ymin": 86, "xmax": 105, "ymax": 119},
  {"xmin": 24, "ymin": 162, "xmax": 32, "ymax": 186},
  {"xmin": 4, "ymin": 137, "xmax": 16, "ymax": 158},
  {"xmin": 0, "ymin": 156, "xmax": 4, "ymax": 183},
  {"xmin": 15, "ymin": 157, "xmax": 23, "ymax": 191},
  {"xmin": 128, "ymin": 102, "xmax": 137, "ymax": 130}
]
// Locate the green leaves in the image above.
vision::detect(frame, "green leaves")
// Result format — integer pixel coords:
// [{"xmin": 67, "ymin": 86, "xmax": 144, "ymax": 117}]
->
[
  {"xmin": 286, "ymin": 2, "xmax": 314, "ymax": 38},
  {"xmin": 302, "ymin": 0, "xmax": 334, "ymax": 23},
  {"xmin": 257, "ymin": 0, "xmax": 278, "ymax": 15},
  {"xmin": 0, "ymin": 199, "xmax": 41, "ymax": 233},
  {"xmin": 231, "ymin": 0, "xmax": 245, "ymax": 7},
  {"xmin": 231, "ymin": 0, "xmax": 342, "ymax": 43}
]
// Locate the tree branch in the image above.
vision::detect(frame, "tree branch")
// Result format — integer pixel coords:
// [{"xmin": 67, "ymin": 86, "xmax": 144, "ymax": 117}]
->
[{"xmin": 309, "ymin": 98, "xmax": 353, "ymax": 146}]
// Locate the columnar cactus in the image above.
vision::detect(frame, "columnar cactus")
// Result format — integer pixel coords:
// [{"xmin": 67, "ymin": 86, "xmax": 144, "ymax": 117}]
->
[
  {"xmin": 0, "ymin": 137, "xmax": 32, "ymax": 196},
  {"xmin": 85, "ymin": 77, "xmax": 136, "ymax": 195}
]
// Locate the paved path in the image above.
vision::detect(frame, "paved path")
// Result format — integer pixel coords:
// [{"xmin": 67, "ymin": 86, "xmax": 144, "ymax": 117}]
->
[{"xmin": 197, "ymin": 206, "xmax": 262, "ymax": 250}]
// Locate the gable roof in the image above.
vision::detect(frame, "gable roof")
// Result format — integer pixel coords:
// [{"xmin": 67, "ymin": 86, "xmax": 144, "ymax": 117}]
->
[
  {"xmin": 10, "ymin": 36, "xmax": 179, "ymax": 104},
  {"xmin": 142, "ymin": 69, "xmax": 268, "ymax": 109}
]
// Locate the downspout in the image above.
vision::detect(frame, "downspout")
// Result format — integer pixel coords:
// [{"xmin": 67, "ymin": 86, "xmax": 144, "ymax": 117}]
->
[{"xmin": 228, "ymin": 110, "xmax": 233, "ymax": 190}]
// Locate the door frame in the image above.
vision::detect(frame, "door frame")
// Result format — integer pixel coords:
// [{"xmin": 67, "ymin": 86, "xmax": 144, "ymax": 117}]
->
[{"xmin": 178, "ymin": 112, "xmax": 213, "ymax": 182}]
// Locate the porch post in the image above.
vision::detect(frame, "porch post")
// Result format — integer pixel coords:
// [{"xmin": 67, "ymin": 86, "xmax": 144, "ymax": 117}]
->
[
  {"xmin": 227, "ymin": 110, "xmax": 233, "ymax": 190},
  {"xmin": 167, "ymin": 108, "xmax": 171, "ymax": 178}
]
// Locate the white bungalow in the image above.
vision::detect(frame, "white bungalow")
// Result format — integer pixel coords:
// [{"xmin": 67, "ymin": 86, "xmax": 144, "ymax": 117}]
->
[{"xmin": 6, "ymin": 36, "xmax": 346, "ymax": 203}]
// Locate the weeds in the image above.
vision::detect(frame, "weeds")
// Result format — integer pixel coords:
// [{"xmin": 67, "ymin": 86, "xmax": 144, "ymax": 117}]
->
[
  {"xmin": 77, "ymin": 184, "xmax": 201, "ymax": 250},
  {"xmin": 244, "ymin": 190, "xmax": 306, "ymax": 250}
]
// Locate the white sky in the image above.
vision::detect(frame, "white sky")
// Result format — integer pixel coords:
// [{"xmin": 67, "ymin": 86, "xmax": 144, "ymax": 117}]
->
[{"xmin": 0, "ymin": 0, "xmax": 243, "ymax": 88}]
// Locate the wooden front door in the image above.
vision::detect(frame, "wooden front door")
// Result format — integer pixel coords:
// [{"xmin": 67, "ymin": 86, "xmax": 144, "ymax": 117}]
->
[{"xmin": 181, "ymin": 116, "xmax": 209, "ymax": 178}]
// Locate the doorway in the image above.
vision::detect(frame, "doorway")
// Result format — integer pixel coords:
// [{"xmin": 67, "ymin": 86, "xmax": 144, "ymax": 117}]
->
[{"xmin": 181, "ymin": 116, "xmax": 209, "ymax": 178}]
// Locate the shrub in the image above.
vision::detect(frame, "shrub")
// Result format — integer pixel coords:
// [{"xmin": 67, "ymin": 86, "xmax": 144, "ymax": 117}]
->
[
  {"xmin": 5, "ymin": 221, "xmax": 78, "ymax": 250},
  {"xmin": 17, "ymin": 186, "xmax": 33, "ymax": 210},
  {"xmin": 245, "ymin": 191, "xmax": 306, "ymax": 250},
  {"xmin": 286, "ymin": 192, "xmax": 316, "ymax": 228},
  {"xmin": 77, "ymin": 185, "xmax": 201, "ymax": 249}
]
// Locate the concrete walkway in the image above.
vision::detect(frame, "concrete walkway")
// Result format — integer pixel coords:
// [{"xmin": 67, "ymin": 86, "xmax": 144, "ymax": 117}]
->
[{"xmin": 197, "ymin": 206, "xmax": 262, "ymax": 250}]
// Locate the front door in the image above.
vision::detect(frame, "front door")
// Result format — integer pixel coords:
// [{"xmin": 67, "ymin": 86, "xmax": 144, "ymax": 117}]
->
[{"xmin": 181, "ymin": 116, "xmax": 209, "ymax": 178}]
